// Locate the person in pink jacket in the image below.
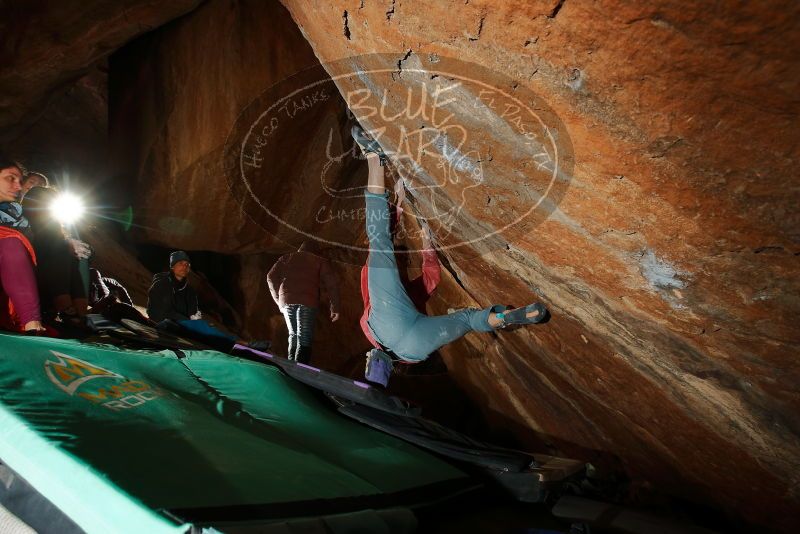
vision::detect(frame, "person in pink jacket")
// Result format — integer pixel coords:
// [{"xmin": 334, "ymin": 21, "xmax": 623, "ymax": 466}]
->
[{"xmin": 267, "ymin": 241, "xmax": 340, "ymax": 364}]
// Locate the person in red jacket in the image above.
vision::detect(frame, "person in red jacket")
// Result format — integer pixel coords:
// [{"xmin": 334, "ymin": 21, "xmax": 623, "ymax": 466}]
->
[
  {"xmin": 267, "ymin": 241, "xmax": 341, "ymax": 364},
  {"xmin": 0, "ymin": 157, "xmax": 44, "ymax": 333},
  {"xmin": 0, "ymin": 226, "xmax": 43, "ymax": 333}
]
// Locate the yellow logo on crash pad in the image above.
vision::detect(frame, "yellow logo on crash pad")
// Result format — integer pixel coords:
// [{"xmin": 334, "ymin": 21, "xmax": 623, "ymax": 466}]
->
[
  {"xmin": 44, "ymin": 351, "xmax": 165, "ymax": 411},
  {"xmin": 44, "ymin": 351, "xmax": 122, "ymax": 396}
]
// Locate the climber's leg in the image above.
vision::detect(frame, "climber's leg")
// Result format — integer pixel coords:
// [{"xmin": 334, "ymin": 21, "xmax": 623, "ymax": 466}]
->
[
  {"xmin": 364, "ymin": 155, "xmax": 422, "ymax": 351},
  {"xmin": 392, "ymin": 305, "xmax": 506, "ymax": 361}
]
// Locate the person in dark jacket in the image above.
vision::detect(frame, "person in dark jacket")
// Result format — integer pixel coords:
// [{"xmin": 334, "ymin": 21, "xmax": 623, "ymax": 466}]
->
[
  {"xmin": 267, "ymin": 240, "xmax": 340, "ymax": 364},
  {"xmin": 147, "ymin": 251, "xmax": 200, "ymax": 323},
  {"xmin": 22, "ymin": 186, "xmax": 88, "ymax": 327},
  {"xmin": 147, "ymin": 251, "xmax": 269, "ymax": 351}
]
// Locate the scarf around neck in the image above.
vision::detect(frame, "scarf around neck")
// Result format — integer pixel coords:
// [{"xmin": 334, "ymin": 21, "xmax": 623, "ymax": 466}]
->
[{"xmin": 0, "ymin": 202, "xmax": 30, "ymax": 233}]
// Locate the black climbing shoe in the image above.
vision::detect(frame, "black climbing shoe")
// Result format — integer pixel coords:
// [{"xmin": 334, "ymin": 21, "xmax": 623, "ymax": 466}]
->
[
  {"xmin": 351, "ymin": 124, "xmax": 388, "ymax": 164},
  {"xmin": 497, "ymin": 303, "xmax": 548, "ymax": 328}
]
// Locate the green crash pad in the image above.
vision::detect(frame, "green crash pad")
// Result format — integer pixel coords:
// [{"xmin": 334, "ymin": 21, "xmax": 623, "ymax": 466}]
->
[{"xmin": 0, "ymin": 334, "xmax": 470, "ymax": 532}]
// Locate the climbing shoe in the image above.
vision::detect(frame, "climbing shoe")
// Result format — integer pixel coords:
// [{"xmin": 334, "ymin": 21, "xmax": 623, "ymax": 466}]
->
[
  {"xmin": 497, "ymin": 302, "xmax": 548, "ymax": 328},
  {"xmin": 365, "ymin": 349, "xmax": 394, "ymax": 387},
  {"xmin": 351, "ymin": 124, "xmax": 388, "ymax": 164}
]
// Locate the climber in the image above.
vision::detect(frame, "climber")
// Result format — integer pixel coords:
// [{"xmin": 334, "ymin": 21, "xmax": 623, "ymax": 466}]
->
[
  {"xmin": 352, "ymin": 124, "xmax": 548, "ymax": 387},
  {"xmin": 147, "ymin": 250, "xmax": 269, "ymax": 351},
  {"xmin": 0, "ymin": 156, "xmax": 44, "ymax": 333},
  {"xmin": 267, "ymin": 240, "xmax": 340, "ymax": 364}
]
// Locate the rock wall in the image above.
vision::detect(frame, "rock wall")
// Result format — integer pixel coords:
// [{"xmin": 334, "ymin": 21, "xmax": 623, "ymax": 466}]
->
[
  {"xmin": 108, "ymin": 0, "xmax": 357, "ymax": 253},
  {"xmin": 1, "ymin": 64, "xmax": 112, "ymax": 200},
  {"xmin": 276, "ymin": 1, "xmax": 800, "ymax": 529},
  {"xmin": 284, "ymin": 0, "xmax": 800, "ymax": 529},
  {"xmin": 0, "ymin": 0, "xmax": 201, "ymax": 142},
  {"xmin": 106, "ymin": 0, "xmax": 799, "ymax": 530}
]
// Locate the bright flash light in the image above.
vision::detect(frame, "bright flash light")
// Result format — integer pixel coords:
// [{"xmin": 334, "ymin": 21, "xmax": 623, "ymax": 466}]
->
[{"xmin": 50, "ymin": 193, "xmax": 85, "ymax": 224}]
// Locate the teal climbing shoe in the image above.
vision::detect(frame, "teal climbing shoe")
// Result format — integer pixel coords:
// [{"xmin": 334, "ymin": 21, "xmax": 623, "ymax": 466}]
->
[{"xmin": 496, "ymin": 303, "xmax": 548, "ymax": 328}]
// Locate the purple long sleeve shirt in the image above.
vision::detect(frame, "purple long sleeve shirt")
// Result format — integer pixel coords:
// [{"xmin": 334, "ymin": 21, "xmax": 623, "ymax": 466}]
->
[{"xmin": 0, "ymin": 236, "xmax": 41, "ymax": 327}]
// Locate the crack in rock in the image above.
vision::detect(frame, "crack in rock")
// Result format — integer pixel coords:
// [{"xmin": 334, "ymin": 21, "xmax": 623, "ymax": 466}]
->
[
  {"xmin": 468, "ymin": 14, "xmax": 486, "ymax": 41},
  {"xmin": 394, "ymin": 48, "xmax": 413, "ymax": 79},
  {"xmin": 342, "ymin": 10, "xmax": 351, "ymax": 40},
  {"xmin": 646, "ymin": 136, "xmax": 684, "ymax": 158},
  {"xmin": 548, "ymin": 0, "xmax": 566, "ymax": 19}
]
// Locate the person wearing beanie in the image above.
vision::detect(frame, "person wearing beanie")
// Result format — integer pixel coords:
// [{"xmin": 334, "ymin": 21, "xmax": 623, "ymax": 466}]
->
[
  {"xmin": 147, "ymin": 250, "xmax": 269, "ymax": 352},
  {"xmin": 146, "ymin": 251, "xmax": 202, "ymax": 323}
]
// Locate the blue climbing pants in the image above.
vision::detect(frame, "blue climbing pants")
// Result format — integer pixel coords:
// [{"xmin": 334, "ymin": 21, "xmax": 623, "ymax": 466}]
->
[
  {"xmin": 364, "ymin": 191, "xmax": 500, "ymax": 362},
  {"xmin": 177, "ymin": 319, "xmax": 237, "ymax": 346}
]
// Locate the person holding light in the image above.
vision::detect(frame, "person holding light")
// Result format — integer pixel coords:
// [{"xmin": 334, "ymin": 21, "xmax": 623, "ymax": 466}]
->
[{"xmin": 22, "ymin": 186, "xmax": 88, "ymax": 329}]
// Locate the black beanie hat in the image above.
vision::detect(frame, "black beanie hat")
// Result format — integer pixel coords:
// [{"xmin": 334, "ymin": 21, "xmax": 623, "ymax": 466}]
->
[{"xmin": 170, "ymin": 250, "xmax": 190, "ymax": 267}]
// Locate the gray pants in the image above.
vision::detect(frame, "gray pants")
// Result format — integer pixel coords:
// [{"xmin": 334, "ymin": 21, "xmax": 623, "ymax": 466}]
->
[
  {"xmin": 364, "ymin": 192, "xmax": 500, "ymax": 362},
  {"xmin": 282, "ymin": 304, "xmax": 317, "ymax": 363}
]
